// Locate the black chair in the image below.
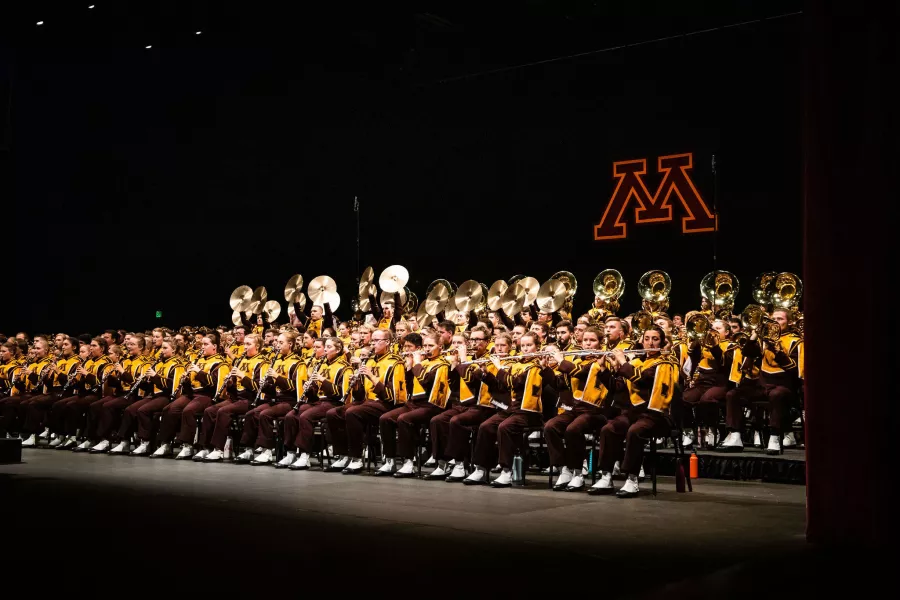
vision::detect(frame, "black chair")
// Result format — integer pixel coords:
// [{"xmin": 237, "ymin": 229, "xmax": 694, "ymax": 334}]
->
[{"xmin": 646, "ymin": 414, "xmax": 693, "ymax": 496}]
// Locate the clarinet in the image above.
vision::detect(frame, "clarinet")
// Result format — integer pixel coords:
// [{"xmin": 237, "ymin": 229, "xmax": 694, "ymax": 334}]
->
[
  {"xmin": 172, "ymin": 355, "xmax": 205, "ymax": 401},
  {"xmin": 58, "ymin": 357, "xmax": 87, "ymax": 397},
  {"xmin": 252, "ymin": 354, "xmax": 280, "ymax": 407},
  {"xmin": 297, "ymin": 357, "xmax": 325, "ymax": 408},
  {"xmin": 213, "ymin": 356, "xmax": 242, "ymax": 403}
]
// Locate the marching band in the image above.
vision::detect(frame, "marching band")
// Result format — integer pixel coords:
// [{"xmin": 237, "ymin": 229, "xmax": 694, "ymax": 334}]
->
[{"xmin": 0, "ymin": 267, "xmax": 804, "ymax": 498}]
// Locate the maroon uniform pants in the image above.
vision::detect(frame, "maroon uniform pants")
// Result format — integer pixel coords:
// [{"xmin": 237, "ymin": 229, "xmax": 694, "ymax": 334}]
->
[
  {"xmin": 473, "ymin": 410, "xmax": 541, "ymax": 470},
  {"xmin": 379, "ymin": 402, "xmax": 420, "ymax": 458},
  {"xmin": 284, "ymin": 400, "xmax": 340, "ymax": 453},
  {"xmin": 0, "ymin": 394, "xmax": 31, "ymax": 435},
  {"xmin": 49, "ymin": 396, "xmax": 81, "ymax": 435},
  {"xmin": 544, "ymin": 403, "xmax": 609, "ymax": 469},
  {"xmin": 324, "ymin": 402, "xmax": 358, "ymax": 456},
  {"xmin": 429, "ymin": 402, "xmax": 469, "ymax": 460},
  {"xmin": 204, "ymin": 399, "xmax": 249, "ymax": 450},
  {"xmin": 344, "ymin": 400, "xmax": 394, "ymax": 458},
  {"xmin": 598, "ymin": 409, "xmax": 671, "ymax": 476},
  {"xmin": 83, "ymin": 395, "xmax": 119, "ymax": 440},
  {"xmin": 725, "ymin": 381, "xmax": 793, "ymax": 434},
  {"xmin": 683, "ymin": 375, "xmax": 727, "ymax": 429},
  {"xmin": 118, "ymin": 394, "xmax": 169, "ymax": 442},
  {"xmin": 241, "ymin": 401, "xmax": 291, "ymax": 449},
  {"xmin": 95, "ymin": 395, "xmax": 134, "ymax": 440},
  {"xmin": 397, "ymin": 402, "xmax": 443, "ymax": 459},
  {"xmin": 158, "ymin": 394, "xmax": 213, "ymax": 445},
  {"xmin": 63, "ymin": 394, "xmax": 105, "ymax": 436},
  {"xmin": 20, "ymin": 394, "xmax": 57, "ymax": 434},
  {"xmin": 445, "ymin": 405, "xmax": 495, "ymax": 462}
]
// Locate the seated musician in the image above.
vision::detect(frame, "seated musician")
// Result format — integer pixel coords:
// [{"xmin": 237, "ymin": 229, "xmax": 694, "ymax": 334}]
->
[
  {"xmin": 19, "ymin": 337, "xmax": 75, "ymax": 446},
  {"xmin": 111, "ymin": 339, "xmax": 184, "ymax": 455},
  {"xmin": 198, "ymin": 333, "xmax": 269, "ymax": 462},
  {"xmin": 682, "ymin": 318, "xmax": 734, "ymax": 449},
  {"xmin": 89, "ymin": 334, "xmax": 152, "ymax": 453},
  {"xmin": 336, "ymin": 330, "xmax": 407, "ymax": 475},
  {"xmin": 50, "ymin": 336, "xmax": 110, "ymax": 449},
  {"xmin": 224, "ymin": 326, "xmax": 247, "ymax": 365},
  {"xmin": 321, "ymin": 344, "xmax": 372, "ymax": 473},
  {"xmin": 151, "ymin": 334, "xmax": 229, "ymax": 459},
  {"xmin": 234, "ymin": 331, "xmax": 302, "ymax": 464},
  {"xmin": 281, "ymin": 336, "xmax": 350, "ymax": 470},
  {"xmin": 545, "ymin": 326, "xmax": 622, "ymax": 491},
  {"xmin": 720, "ymin": 308, "xmax": 802, "ymax": 454},
  {"xmin": 0, "ymin": 342, "xmax": 26, "ymax": 435},
  {"xmin": 425, "ymin": 329, "xmax": 487, "ymax": 480},
  {"xmin": 590, "ymin": 325, "xmax": 677, "ymax": 498},
  {"xmin": 464, "ymin": 332, "xmax": 552, "ymax": 488},
  {"xmin": 72, "ymin": 342, "xmax": 124, "ymax": 451},
  {"xmin": 5, "ymin": 337, "xmax": 52, "ymax": 442}
]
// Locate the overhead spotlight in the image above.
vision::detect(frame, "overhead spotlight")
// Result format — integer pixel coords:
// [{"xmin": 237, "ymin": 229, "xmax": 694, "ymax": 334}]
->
[
  {"xmin": 89, "ymin": 4, "xmax": 95, "ymax": 8},
  {"xmin": 37, "ymin": 21, "xmax": 44, "ymax": 26},
  {"xmin": 195, "ymin": 31, "xmax": 202, "ymax": 35},
  {"xmin": 145, "ymin": 45, "xmax": 152, "ymax": 49}
]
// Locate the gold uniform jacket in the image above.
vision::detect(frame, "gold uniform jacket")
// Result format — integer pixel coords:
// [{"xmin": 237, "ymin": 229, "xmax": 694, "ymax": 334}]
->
[
  {"xmin": 410, "ymin": 357, "xmax": 451, "ymax": 408},
  {"xmin": 619, "ymin": 355, "xmax": 679, "ymax": 413},
  {"xmin": 353, "ymin": 352, "xmax": 406, "ymax": 404}
]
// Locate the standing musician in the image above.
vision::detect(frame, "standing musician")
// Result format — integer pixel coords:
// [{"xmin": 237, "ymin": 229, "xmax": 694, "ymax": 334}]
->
[
  {"xmin": 19, "ymin": 337, "xmax": 77, "ymax": 446},
  {"xmin": 442, "ymin": 332, "xmax": 511, "ymax": 482},
  {"xmin": 544, "ymin": 326, "xmax": 622, "ymax": 491},
  {"xmin": 335, "ymin": 329, "xmax": 407, "ymax": 475},
  {"xmin": 197, "ymin": 333, "xmax": 269, "ymax": 462},
  {"xmin": 280, "ymin": 336, "xmax": 350, "ymax": 469},
  {"xmin": 151, "ymin": 334, "xmax": 229, "ymax": 459},
  {"xmin": 110, "ymin": 339, "xmax": 184, "ymax": 455},
  {"xmin": 591, "ymin": 325, "xmax": 677, "ymax": 498},
  {"xmin": 234, "ymin": 331, "xmax": 302, "ymax": 465},
  {"xmin": 89, "ymin": 335, "xmax": 152, "ymax": 452},
  {"xmin": 425, "ymin": 328, "xmax": 488, "ymax": 480},
  {"xmin": 464, "ymin": 332, "xmax": 552, "ymax": 488},
  {"xmin": 682, "ymin": 319, "xmax": 734, "ymax": 449},
  {"xmin": 720, "ymin": 308, "xmax": 802, "ymax": 454}
]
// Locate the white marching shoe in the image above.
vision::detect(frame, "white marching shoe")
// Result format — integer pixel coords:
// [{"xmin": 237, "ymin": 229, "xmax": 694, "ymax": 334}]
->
[
  {"xmin": 528, "ymin": 431, "xmax": 541, "ymax": 440},
  {"xmin": 150, "ymin": 443, "xmax": 171, "ymax": 458},
  {"xmin": 681, "ymin": 432, "xmax": 695, "ymax": 448},
  {"xmin": 613, "ymin": 461, "xmax": 621, "ymax": 476},
  {"xmin": 288, "ymin": 452, "xmax": 310, "ymax": 470},
  {"xmin": 90, "ymin": 439, "xmax": 110, "ymax": 453},
  {"xmin": 617, "ymin": 475, "xmax": 640, "ymax": 498},
  {"xmin": 235, "ymin": 448, "xmax": 254, "ymax": 463},
  {"xmin": 175, "ymin": 445, "xmax": 194, "ymax": 460},
  {"xmin": 48, "ymin": 435, "xmax": 65, "ymax": 447},
  {"xmin": 491, "ymin": 463, "xmax": 502, "ymax": 473},
  {"xmin": 553, "ymin": 466, "xmax": 573, "ymax": 491},
  {"xmin": 424, "ymin": 455, "xmax": 437, "ymax": 467},
  {"xmin": 204, "ymin": 449, "xmax": 224, "ymax": 462},
  {"xmin": 565, "ymin": 472, "xmax": 585, "ymax": 492},
  {"xmin": 275, "ymin": 451, "xmax": 296, "ymax": 468},
  {"xmin": 491, "ymin": 468, "xmax": 512, "ymax": 488},
  {"xmin": 753, "ymin": 431, "xmax": 762, "ymax": 447},
  {"xmin": 342, "ymin": 458, "xmax": 364, "ymax": 474},
  {"xmin": 446, "ymin": 463, "xmax": 467, "ymax": 482},
  {"xmin": 38, "ymin": 428, "xmax": 50, "ymax": 440},
  {"xmin": 425, "ymin": 464, "xmax": 447, "ymax": 480},
  {"xmin": 782, "ymin": 432, "xmax": 797, "ymax": 448},
  {"xmin": 75, "ymin": 440, "xmax": 92, "ymax": 451},
  {"xmin": 393, "ymin": 459, "xmax": 415, "ymax": 478},
  {"xmin": 327, "ymin": 456, "xmax": 349, "ymax": 472},
  {"xmin": 21, "ymin": 434, "xmax": 37, "ymax": 447},
  {"xmin": 463, "ymin": 467, "xmax": 487, "ymax": 485},
  {"xmin": 192, "ymin": 449, "xmax": 209, "ymax": 461},
  {"xmin": 705, "ymin": 430, "xmax": 716, "ymax": 447},
  {"xmin": 718, "ymin": 431, "xmax": 744, "ymax": 452},
  {"xmin": 588, "ymin": 471, "xmax": 614, "ymax": 495},
  {"xmin": 251, "ymin": 449, "xmax": 274, "ymax": 465},
  {"xmin": 375, "ymin": 458, "xmax": 394, "ymax": 476},
  {"xmin": 109, "ymin": 441, "xmax": 130, "ymax": 454},
  {"xmin": 766, "ymin": 435, "xmax": 782, "ymax": 455},
  {"xmin": 131, "ymin": 441, "xmax": 150, "ymax": 456},
  {"xmin": 60, "ymin": 437, "xmax": 77, "ymax": 449},
  {"xmin": 638, "ymin": 466, "xmax": 645, "ymax": 482}
]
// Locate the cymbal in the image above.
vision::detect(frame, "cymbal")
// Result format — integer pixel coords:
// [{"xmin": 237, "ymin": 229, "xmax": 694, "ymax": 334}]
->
[
  {"xmin": 381, "ymin": 288, "xmax": 407, "ymax": 309},
  {"xmin": 444, "ymin": 306, "xmax": 463, "ymax": 325},
  {"xmin": 249, "ymin": 286, "xmax": 268, "ymax": 315},
  {"xmin": 358, "ymin": 282, "xmax": 377, "ymax": 312},
  {"xmin": 308, "ymin": 275, "xmax": 337, "ymax": 305},
  {"xmin": 551, "ymin": 271, "xmax": 577, "ymax": 299},
  {"xmin": 405, "ymin": 290, "xmax": 418, "ymax": 313},
  {"xmin": 521, "ymin": 277, "xmax": 540, "ymax": 305},
  {"xmin": 284, "ymin": 275, "xmax": 304, "ymax": 303},
  {"xmin": 263, "ymin": 300, "xmax": 282, "ymax": 322},
  {"xmin": 537, "ymin": 279, "xmax": 567, "ymax": 313},
  {"xmin": 500, "ymin": 285, "xmax": 525, "ymax": 316},
  {"xmin": 360, "ymin": 266, "xmax": 374, "ymax": 286},
  {"xmin": 231, "ymin": 311, "xmax": 243, "ymax": 327},
  {"xmin": 379, "ymin": 265, "xmax": 409, "ymax": 293},
  {"xmin": 453, "ymin": 280, "xmax": 483, "ymax": 313},
  {"xmin": 507, "ymin": 274, "xmax": 524, "ymax": 285},
  {"xmin": 487, "ymin": 280, "xmax": 508, "ymax": 311},
  {"xmin": 322, "ymin": 291, "xmax": 340, "ymax": 312},
  {"xmin": 230, "ymin": 285, "xmax": 253, "ymax": 312},
  {"xmin": 417, "ymin": 301, "xmax": 433, "ymax": 327},
  {"xmin": 424, "ymin": 282, "xmax": 450, "ymax": 316}
]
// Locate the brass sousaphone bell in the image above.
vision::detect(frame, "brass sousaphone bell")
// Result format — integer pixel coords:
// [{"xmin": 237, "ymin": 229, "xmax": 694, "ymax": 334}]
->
[
  {"xmin": 638, "ymin": 270, "xmax": 671, "ymax": 303},
  {"xmin": 700, "ymin": 271, "xmax": 739, "ymax": 309},
  {"xmin": 772, "ymin": 272, "xmax": 802, "ymax": 309}
]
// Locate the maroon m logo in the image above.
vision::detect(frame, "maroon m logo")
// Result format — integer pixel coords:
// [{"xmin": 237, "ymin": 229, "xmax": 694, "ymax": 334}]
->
[{"xmin": 593, "ymin": 153, "xmax": 717, "ymax": 240}]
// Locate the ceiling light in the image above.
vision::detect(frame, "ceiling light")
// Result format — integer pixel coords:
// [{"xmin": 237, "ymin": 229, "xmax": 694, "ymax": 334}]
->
[
  {"xmin": 195, "ymin": 31, "xmax": 202, "ymax": 35},
  {"xmin": 36, "ymin": 21, "xmax": 44, "ymax": 26},
  {"xmin": 145, "ymin": 45, "xmax": 152, "ymax": 49}
]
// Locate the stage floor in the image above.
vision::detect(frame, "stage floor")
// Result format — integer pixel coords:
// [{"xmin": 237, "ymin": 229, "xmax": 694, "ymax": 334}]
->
[{"xmin": 0, "ymin": 450, "xmax": 820, "ymax": 598}]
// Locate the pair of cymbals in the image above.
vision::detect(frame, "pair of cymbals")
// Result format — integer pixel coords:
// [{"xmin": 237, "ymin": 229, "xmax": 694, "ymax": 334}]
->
[
  {"xmin": 379, "ymin": 265, "xmax": 409, "ymax": 294},
  {"xmin": 551, "ymin": 271, "xmax": 577, "ymax": 299},
  {"xmin": 453, "ymin": 280, "xmax": 487, "ymax": 313},
  {"xmin": 247, "ymin": 286, "xmax": 268, "ymax": 315},
  {"xmin": 308, "ymin": 275, "xmax": 337, "ymax": 305},
  {"xmin": 537, "ymin": 279, "xmax": 568, "ymax": 313},
  {"xmin": 424, "ymin": 280, "xmax": 452, "ymax": 316},
  {"xmin": 506, "ymin": 276, "xmax": 540, "ymax": 306},
  {"xmin": 487, "ymin": 280, "xmax": 508, "ymax": 311},
  {"xmin": 284, "ymin": 274, "xmax": 304, "ymax": 303},
  {"xmin": 230, "ymin": 285, "xmax": 253, "ymax": 312},
  {"xmin": 357, "ymin": 266, "xmax": 376, "ymax": 311}
]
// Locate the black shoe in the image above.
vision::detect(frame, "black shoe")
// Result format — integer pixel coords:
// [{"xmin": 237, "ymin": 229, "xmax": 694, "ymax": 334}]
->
[
  {"xmin": 342, "ymin": 466, "xmax": 363, "ymax": 475},
  {"xmin": 288, "ymin": 463, "xmax": 309, "ymax": 470},
  {"xmin": 463, "ymin": 476, "xmax": 487, "ymax": 486},
  {"xmin": 615, "ymin": 488, "xmax": 639, "ymax": 499},
  {"xmin": 716, "ymin": 444, "xmax": 744, "ymax": 453},
  {"xmin": 564, "ymin": 483, "xmax": 585, "ymax": 492},
  {"xmin": 445, "ymin": 474, "xmax": 466, "ymax": 482},
  {"xmin": 552, "ymin": 481, "xmax": 571, "ymax": 491},
  {"xmin": 424, "ymin": 470, "xmax": 447, "ymax": 481},
  {"xmin": 490, "ymin": 479, "xmax": 512, "ymax": 488},
  {"xmin": 587, "ymin": 486, "xmax": 615, "ymax": 496},
  {"xmin": 393, "ymin": 470, "xmax": 416, "ymax": 478}
]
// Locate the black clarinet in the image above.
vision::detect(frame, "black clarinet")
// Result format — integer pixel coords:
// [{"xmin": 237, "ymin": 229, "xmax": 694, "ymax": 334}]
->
[{"xmin": 252, "ymin": 354, "xmax": 280, "ymax": 408}]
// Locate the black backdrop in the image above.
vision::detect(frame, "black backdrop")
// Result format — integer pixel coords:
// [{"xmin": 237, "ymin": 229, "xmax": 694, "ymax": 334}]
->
[{"xmin": 2, "ymin": 3, "xmax": 802, "ymax": 334}]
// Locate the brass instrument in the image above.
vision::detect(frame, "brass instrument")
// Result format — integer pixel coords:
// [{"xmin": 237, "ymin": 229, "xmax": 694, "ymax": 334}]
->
[
  {"xmin": 772, "ymin": 272, "xmax": 803, "ymax": 309},
  {"xmin": 730, "ymin": 331, "xmax": 751, "ymax": 350},
  {"xmin": 759, "ymin": 316, "xmax": 782, "ymax": 346},
  {"xmin": 700, "ymin": 271, "xmax": 739, "ymax": 312},
  {"xmin": 631, "ymin": 310, "xmax": 656, "ymax": 341},
  {"xmin": 741, "ymin": 304, "xmax": 767, "ymax": 331},
  {"xmin": 460, "ymin": 348, "xmax": 672, "ymax": 365},
  {"xmin": 752, "ymin": 272, "xmax": 778, "ymax": 306},
  {"xmin": 638, "ymin": 270, "xmax": 671, "ymax": 303},
  {"xmin": 685, "ymin": 313, "xmax": 720, "ymax": 348}
]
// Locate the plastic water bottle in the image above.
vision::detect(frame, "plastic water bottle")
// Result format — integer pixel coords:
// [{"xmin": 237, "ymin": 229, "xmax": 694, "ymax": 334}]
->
[{"xmin": 512, "ymin": 455, "xmax": 523, "ymax": 485}]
